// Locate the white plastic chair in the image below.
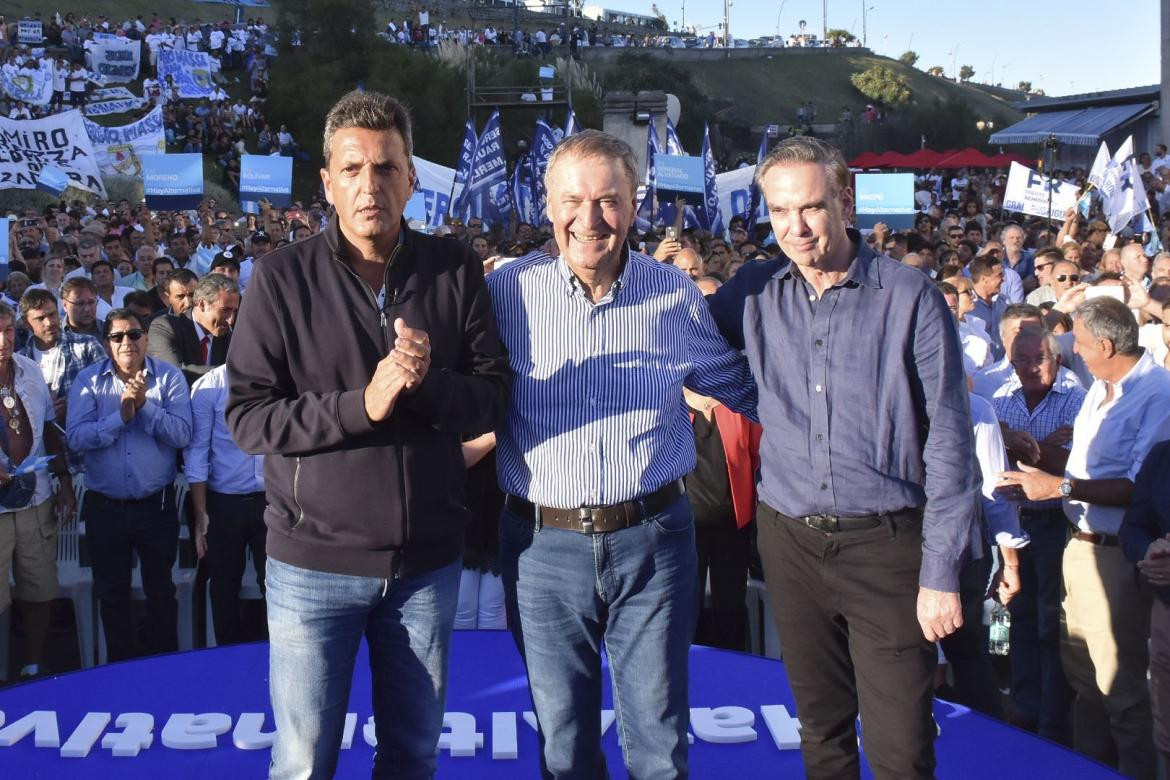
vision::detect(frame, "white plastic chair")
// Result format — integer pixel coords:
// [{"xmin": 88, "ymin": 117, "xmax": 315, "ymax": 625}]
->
[{"xmin": 55, "ymin": 491, "xmax": 97, "ymax": 669}]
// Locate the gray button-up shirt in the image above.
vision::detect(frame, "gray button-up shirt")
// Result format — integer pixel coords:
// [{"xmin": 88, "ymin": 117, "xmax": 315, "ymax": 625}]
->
[{"xmin": 708, "ymin": 231, "xmax": 978, "ymax": 591}]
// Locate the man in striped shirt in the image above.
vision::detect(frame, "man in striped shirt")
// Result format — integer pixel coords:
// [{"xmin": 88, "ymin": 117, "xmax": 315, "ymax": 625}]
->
[
  {"xmin": 992, "ymin": 327, "xmax": 1085, "ymax": 741},
  {"xmin": 488, "ymin": 130, "xmax": 756, "ymax": 779}
]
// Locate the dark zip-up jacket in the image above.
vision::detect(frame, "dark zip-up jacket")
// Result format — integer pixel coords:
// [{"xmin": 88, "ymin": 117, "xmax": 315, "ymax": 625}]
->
[{"xmin": 225, "ymin": 216, "xmax": 511, "ymax": 580}]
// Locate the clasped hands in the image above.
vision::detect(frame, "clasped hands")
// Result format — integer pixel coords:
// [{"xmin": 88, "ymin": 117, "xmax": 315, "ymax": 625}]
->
[{"xmin": 363, "ymin": 318, "xmax": 431, "ymax": 423}]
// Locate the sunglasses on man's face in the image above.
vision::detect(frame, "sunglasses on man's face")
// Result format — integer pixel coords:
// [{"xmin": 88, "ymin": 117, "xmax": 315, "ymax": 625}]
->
[
  {"xmin": 107, "ymin": 329, "xmax": 145, "ymax": 343},
  {"xmin": 1055, "ymin": 274, "xmax": 1080, "ymax": 283}
]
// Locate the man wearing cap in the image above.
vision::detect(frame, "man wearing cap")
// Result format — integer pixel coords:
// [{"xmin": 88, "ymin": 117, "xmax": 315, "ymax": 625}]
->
[
  {"xmin": 148, "ymin": 274, "xmax": 239, "ymax": 386},
  {"xmin": 238, "ymin": 230, "xmax": 271, "ymax": 293}
]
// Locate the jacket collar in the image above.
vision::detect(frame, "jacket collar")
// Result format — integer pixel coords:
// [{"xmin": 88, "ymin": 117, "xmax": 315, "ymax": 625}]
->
[{"xmin": 322, "ymin": 212, "xmax": 413, "ymax": 262}]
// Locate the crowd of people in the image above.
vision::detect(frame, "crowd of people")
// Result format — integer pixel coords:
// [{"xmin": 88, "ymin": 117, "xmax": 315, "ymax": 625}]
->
[{"xmin": 3, "ymin": 9, "xmax": 1170, "ymax": 778}]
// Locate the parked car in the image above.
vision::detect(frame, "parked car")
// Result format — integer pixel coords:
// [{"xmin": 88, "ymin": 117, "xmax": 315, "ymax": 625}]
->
[{"xmin": 655, "ymin": 35, "xmax": 686, "ymax": 48}]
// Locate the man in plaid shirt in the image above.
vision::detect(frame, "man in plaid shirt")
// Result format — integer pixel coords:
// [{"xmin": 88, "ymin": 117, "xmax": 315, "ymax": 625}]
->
[
  {"xmin": 992, "ymin": 325, "xmax": 1086, "ymax": 743},
  {"xmin": 18, "ymin": 289, "xmax": 106, "ymax": 471}
]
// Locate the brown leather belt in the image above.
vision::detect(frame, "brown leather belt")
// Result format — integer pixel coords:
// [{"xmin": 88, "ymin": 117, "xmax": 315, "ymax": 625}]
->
[
  {"xmin": 504, "ymin": 480, "xmax": 685, "ymax": 534},
  {"xmin": 1071, "ymin": 529, "xmax": 1118, "ymax": 547}
]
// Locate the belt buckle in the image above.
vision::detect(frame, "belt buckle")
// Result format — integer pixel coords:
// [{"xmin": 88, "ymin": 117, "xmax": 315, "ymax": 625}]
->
[
  {"xmin": 805, "ymin": 513, "xmax": 837, "ymax": 532},
  {"xmin": 578, "ymin": 507, "xmax": 595, "ymax": 534}
]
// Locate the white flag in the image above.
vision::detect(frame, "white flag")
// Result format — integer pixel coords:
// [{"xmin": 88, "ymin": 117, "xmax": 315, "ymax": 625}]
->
[
  {"xmin": 1101, "ymin": 136, "xmax": 1147, "ymax": 233},
  {"xmin": 1087, "ymin": 141, "xmax": 1111, "ymax": 190}
]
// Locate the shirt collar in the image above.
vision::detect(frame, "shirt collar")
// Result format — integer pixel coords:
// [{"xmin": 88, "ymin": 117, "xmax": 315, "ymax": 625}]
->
[
  {"xmin": 556, "ymin": 243, "xmax": 633, "ymax": 299},
  {"xmin": 1111, "ymin": 350, "xmax": 1155, "ymax": 399},
  {"xmin": 100, "ymin": 355, "xmax": 156, "ymax": 379},
  {"xmin": 771, "ymin": 228, "xmax": 882, "ymax": 289}
]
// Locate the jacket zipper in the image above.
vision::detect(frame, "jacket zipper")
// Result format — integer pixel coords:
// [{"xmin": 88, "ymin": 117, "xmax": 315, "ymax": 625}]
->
[
  {"xmin": 291, "ymin": 457, "xmax": 303, "ymax": 528},
  {"xmin": 332, "ymin": 242, "xmax": 407, "ymax": 578}
]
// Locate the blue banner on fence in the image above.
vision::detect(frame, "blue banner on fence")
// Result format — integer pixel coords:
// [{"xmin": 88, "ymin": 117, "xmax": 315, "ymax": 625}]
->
[
  {"xmin": 239, "ymin": 155, "xmax": 292, "ymax": 207},
  {"xmin": 854, "ymin": 173, "xmax": 917, "ymax": 230},
  {"xmin": 653, "ymin": 153, "xmax": 706, "ymax": 207},
  {"xmin": 142, "ymin": 154, "xmax": 204, "ymax": 210},
  {"xmin": 157, "ymin": 49, "xmax": 217, "ymax": 99}
]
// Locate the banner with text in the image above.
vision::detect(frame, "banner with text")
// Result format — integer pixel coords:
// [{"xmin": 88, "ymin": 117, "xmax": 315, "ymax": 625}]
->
[
  {"xmin": 1002, "ymin": 161, "xmax": 1078, "ymax": 220},
  {"xmin": 83, "ymin": 106, "xmax": 165, "ymax": 177},
  {"xmin": 1, "ymin": 62, "xmax": 54, "ymax": 107},
  {"xmin": 83, "ymin": 87, "xmax": 148, "ymax": 117},
  {"xmin": 239, "ymin": 154, "xmax": 292, "ymax": 207},
  {"xmin": 91, "ymin": 37, "xmax": 141, "ymax": 84},
  {"xmin": 854, "ymin": 173, "xmax": 916, "ymax": 230},
  {"xmin": 18, "ymin": 20, "xmax": 43, "ymax": 45},
  {"xmin": 654, "ymin": 153, "xmax": 706, "ymax": 207},
  {"xmin": 142, "ymin": 153, "xmax": 204, "ymax": 209},
  {"xmin": 0, "ymin": 110, "xmax": 106, "ymax": 197},
  {"xmin": 157, "ymin": 49, "xmax": 218, "ymax": 99}
]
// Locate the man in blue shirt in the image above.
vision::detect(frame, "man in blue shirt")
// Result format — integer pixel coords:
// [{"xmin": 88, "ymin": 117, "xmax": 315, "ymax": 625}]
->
[
  {"xmin": 707, "ymin": 137, "xmax": 978, "ymax": 779},
  {"xmin": 67, "ymin": 308, "xmax": 192, "ymax": 661},
  {"xmin": 185, "ymin": 363, "xmax": 265, "ymax": 646},
  {"xmin": 489, "ymin": 130, "xmax": 755, "ymax": 778}
]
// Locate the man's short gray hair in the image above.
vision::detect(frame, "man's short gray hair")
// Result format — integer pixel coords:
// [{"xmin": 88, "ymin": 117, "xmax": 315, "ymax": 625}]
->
[
  {"xmin": 1010, "ymin": 327, "xmax": 1062, "ymax": 364},
  {"xmin": 545, "ymin": 129, "xmax": 638, "ymax": 198},
  {"xmin": 193, "ymin": 273, "xmax": 239, "ymax": 306},
  {"xmin": 322, "ymin": 90, "xmax": 414, "ymax": 166},
  {"xmin": 1076, "ymin": 296, "xmax": 1140, "ymax": 355},
  {"xmin": 754, "ymin": 136, "xmax": 849, "ymax": 195},
  {"xmin": 134, "ymin": 245, "xmax": 157, "ymax": 262},
  {"xmin": 998, "ymin": 303, "xmax": 1045, "ymax": 342}
]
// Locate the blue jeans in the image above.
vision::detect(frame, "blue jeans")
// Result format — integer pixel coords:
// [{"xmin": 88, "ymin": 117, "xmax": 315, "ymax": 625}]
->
[
  {"xmin": 265, "ymin": 556, "xmax": 461, "ymax": 780},
  {"xmin": 499, "ymin": 493, "xmax": 698, "ymax": 779},
  {"xmin": 1009, "ymin": 508, "xmax": 1071, "ymax": 740}
]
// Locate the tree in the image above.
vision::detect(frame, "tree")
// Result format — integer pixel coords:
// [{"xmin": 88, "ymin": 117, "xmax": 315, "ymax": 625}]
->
[
  {"xmin": 926, "ymin": 66, "xmax": 945, "ymax": 77},
  {"xmin": 825, "ymin": 28, "xmax": 856, "ymax": 47},
  {"xmin": 899, "ymin": 51, "xmax": 919, "ymax": 67},
  {"xmin": 850, "ymin": 65, "xmax": 911, "ymax": 109},
  {"xmin": 959, "ymin": 64, "xmax": 975, "ymax": 82},
  {"xmin": 1017, "ymin": 80, "xmax": 1032, "ymax": 93}
]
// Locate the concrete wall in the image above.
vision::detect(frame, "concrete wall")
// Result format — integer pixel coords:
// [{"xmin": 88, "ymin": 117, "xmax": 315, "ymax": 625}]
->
[
  {"xmin": 1163, "ymin": 0, "xmax": 1170, "ymax": 148},
  {"xmin": 602, "ymin": 91, "xmax": 667, "ymax": 184}
]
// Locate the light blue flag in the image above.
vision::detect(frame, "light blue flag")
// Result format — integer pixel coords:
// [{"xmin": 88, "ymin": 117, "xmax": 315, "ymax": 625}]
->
[
  {"xmin": 563, "ymin": 109, "xmax": 580, "ymax": 138},
  {"xmin": 1139, "ymin": 211, "xmax": 1162, "ymax": 256},
  {"xmin": 698, "ymin": 124, "xmax": 724, "ymax": 236},
  {"xmin": 745, "ymin": 128, "xmax": 769, "ymax": 231},
  {"xmin": 35, "ymin": 165, "xmax": 69, "ymax": 197},
  {"xmin": 1076, "ymin": 190, "xmax": 1092, "ymax": 219},
  {"xmin": 450, "ymin": 117, "xmax": 478, "ymax": 219},
  {"xmin": 665, "ymin": 118, "xmax": 686, "ymax": 156},
  {"xmin": 0, "ymin": 217, "xmax": 8, "ymax": 283},
  {"xmin": 530, "ymin": 118, "xmax": 558, "ymax": 227},
  {"xmin": 636, "ymin": 118, "xmax": 662, "ymax": 230},
  {"xmin": 511, "ymin": 152, "xmax": 535, "ymax": 226}
]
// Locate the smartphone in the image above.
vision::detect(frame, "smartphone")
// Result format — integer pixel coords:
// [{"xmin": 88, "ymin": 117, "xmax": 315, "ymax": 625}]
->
[
  {"xmin": 665, "ymin": 227, "xmax": 677, "ymax": 241},
  {"xmin": 1084, "ymin": 286, "xmax": 1125, "ymax": 303}
]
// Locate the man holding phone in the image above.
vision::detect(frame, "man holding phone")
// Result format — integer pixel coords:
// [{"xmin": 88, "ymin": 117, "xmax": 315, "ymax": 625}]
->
[{"xmin": 1000, "ymin": 296, "xmax": 1170, "ymax": 777}]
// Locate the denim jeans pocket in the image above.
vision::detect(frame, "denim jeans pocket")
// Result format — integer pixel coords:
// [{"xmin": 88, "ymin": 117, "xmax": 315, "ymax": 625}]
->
[{"xmin": 650, "ymin": 498, "xmax": 694, "ymax": 535}]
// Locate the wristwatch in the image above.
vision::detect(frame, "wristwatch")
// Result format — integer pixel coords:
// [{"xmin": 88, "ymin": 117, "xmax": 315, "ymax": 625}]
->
[{"xmin": 1059, "ymin": 478, "xmax": 1074, "ymax": 498}]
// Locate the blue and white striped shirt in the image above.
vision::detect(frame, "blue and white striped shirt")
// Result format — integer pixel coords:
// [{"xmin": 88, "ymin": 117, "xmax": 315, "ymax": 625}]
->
[{"xmin": 487, "ymin": 249, "xmax": 756, "ymax": 508}]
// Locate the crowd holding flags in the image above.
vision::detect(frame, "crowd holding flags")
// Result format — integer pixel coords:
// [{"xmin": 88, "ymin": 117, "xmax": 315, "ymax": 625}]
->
[
  {"xmin": 1076, "ymin": 135, "xmax": 1157, "ymax": 253},
  {"xmin": 447, "ymin": 105, "xmax": 728, "ymax": 236}
]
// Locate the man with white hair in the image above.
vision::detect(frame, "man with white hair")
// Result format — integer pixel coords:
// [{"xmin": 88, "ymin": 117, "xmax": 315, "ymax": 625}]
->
[{"xmin": 1000, "ymin": 296, "xmax": 1170, "ymax": 778}]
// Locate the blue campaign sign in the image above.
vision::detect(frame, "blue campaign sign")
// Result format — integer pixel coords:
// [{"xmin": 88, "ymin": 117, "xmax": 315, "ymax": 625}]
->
[
  {"xmin": 403, "ymin": 191, "xmax": 429, "ymax": 225},
  {"xmin": 0, "ymin": 217, "xmax": 9, "ymax": 283},
  {"xmin": 239, "ymin": 155, "xmax": 293, "ymax": 208},
  {"xmin": 654, "ymin": 153, "xmax": 706, "ymax": 207},
  {"xmin": 142, "ymin": 154, "xmax": 205, "ymax": 210},
  {"xmin": 854, "ymin": 173, "xmax": 916, "ymax": 230}
]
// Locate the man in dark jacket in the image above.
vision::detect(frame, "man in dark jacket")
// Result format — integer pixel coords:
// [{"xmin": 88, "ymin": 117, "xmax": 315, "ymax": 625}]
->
[
  {"xmin": 148, "ymin": 273, "xmax": 238, "ymax": 386},
  {"xmin": 226, "ymin": 90, "xmax": 510, "ymax": 779}
]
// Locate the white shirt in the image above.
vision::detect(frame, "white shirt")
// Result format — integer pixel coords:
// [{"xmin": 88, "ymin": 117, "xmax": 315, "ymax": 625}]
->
[
  {"xmin": 1064, "ymin": 351, "xmax": 1170, "ymax": 534},
  {"xmin": 970, "ymin": 394, "xmax": 1027, "ymax": 548},
  {"xmin": 959, "ymin": 319, "xmax": 993, "ymax": 371},
  {"xmin": 1139, "ymin": 322, "xmax": 1169, "ymax": 367}
]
